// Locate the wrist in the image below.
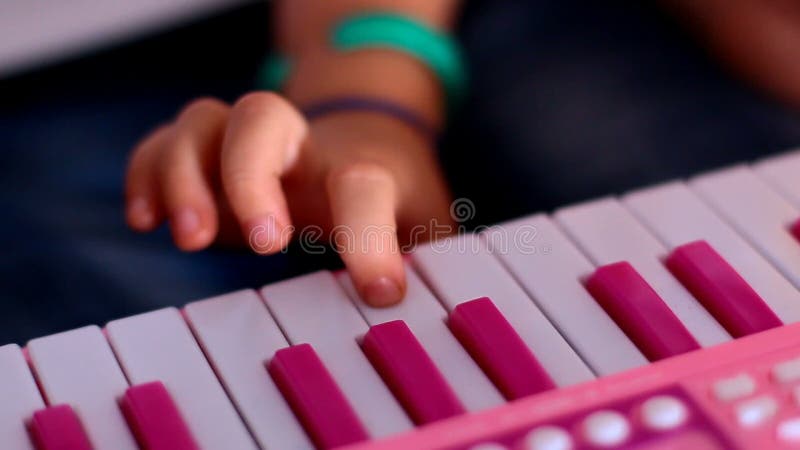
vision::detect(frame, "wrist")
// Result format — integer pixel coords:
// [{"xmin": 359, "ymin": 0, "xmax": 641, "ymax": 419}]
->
[{"xmin": 282, "ymin": 49, "xmax": 445, "ymax": 128}]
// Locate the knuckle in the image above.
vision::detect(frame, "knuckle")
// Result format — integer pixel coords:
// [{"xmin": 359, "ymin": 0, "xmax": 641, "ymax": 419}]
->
[
  {"xmin": 233, "ymin": 91, "xmax": 288, "ymax": 116},
  {"xmin": 223, "ymin": 167, "xmax": 260, "ymax": 198},
  {"xmin": 327, "ymin": 162, "xmax": 394, "ymax": 189},
  {"xmin": 180, "ymin": 97, "xmax": 226, "ymax": 119},
  {"xmin": 232, "ymin": 92, "xmax": 306, "ymax": 134}
]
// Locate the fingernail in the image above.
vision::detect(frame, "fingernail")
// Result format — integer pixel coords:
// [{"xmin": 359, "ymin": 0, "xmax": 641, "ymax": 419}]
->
[
  {"xmin": 172, "ymin": 208, "xmax": 201, "ymax": 236},
  {"xmin": 246, "ymin": 215, "xmax": 286, "ymax": 254},
  {"xmin": 363, "ymin": 277, "xmax": 403, "ymax": 306},
  {"xmin": 128, "ymin": 197, "xmax": 154, "ymax": 227}
]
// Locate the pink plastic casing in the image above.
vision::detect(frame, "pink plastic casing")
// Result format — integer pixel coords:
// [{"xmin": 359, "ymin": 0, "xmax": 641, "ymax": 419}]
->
[
  {"xmin": 120, "ymin": 381, "xmax": 199, "ymax": 450},
  {"xmin": 666, "ymin": 240, "xmax": 782, "ymax": 337},
  {"xmin": 268, "ymin": 343, "xmax": 369, "ymax": 449},
  {"xmin": 362, "ymin": 320, "xmax": 465, "ymax": 425},
  {"xmin": 586, "ymin": 261, "xmax": 701, "ymax": 360},
  {"xmin": 29, "ymin": 404, "xmax": 93, "ymax": 450},
  {"xmin": 344, "ymin": 321, "xmax": 800, "ymax": 450},
  {"xmin": 448, "ymin": 297, "xmax": 555, "ymax": 399},
  {"xmin": 791, "ymin": 219, "xmax": 800, "ymax": 243}
]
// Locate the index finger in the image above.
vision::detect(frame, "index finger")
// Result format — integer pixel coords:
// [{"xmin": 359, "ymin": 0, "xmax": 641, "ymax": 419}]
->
[
  {"xmin": 327, "ymin": 162, "xmax": 406, "ymax": 306},
  {"xmin": 221, "ymin": 92, "xmax": 308, "ymax": 253}
]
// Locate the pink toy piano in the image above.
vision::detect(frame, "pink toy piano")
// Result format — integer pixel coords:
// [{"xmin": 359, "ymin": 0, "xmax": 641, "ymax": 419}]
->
[{"xmin": 6, "ymin": 150, "xmax": 800, "ymax": 450}]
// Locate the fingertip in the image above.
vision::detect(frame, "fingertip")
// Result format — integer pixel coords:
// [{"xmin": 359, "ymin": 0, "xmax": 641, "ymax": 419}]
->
[
  {"xmin": 361, "ymin": 276, "xmax": 406, "ymax": 307},
  {"xmin": 244, "ymin": 215, "xmax": 293, "ymax": 255},
  {"xmin": 169, "ymin": 207, "xmax": 216, "ymax": 251}
]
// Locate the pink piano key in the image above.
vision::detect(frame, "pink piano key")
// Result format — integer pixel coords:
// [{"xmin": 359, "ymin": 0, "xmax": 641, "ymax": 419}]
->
[
  {"xmin": 268, "ymin": 344, "xmax": 369, "ymax": 449},
  {"xmin": 791, "ymin": 219, "xmax": 800, "ymax": 242},
  {"xmin": 120, "ymin": 381, "xmax": 199, "ymax": 450},
  {"xmin": 448, "ymin": 297, "xmax": 555, "ymax": 400},
  {"xmin": 586, "ymin": 261, "xmax": 701, "ymax": 361},
  {"xmin": 361, "ymin": 320, "xmax": 465, "ymax": 425},
  {"xmin": 29, "ymin": 404, "xmax": 93, "ymax": 450},
  {"xmin": 666, "ymin": 240, "xmax": 782, "ymax": 337}
]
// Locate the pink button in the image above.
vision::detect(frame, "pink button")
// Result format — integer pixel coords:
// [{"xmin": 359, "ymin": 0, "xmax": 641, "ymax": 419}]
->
[
  {"xmin": 791, "ymin": 219, "xmax": 800, "ymax": 243},
  {"xmin": 120, "ymin": 381, "xmax": 199, "ymax": 450},
  {"xmin": 362, "ymin": 320, "xmax": 465, "ymax": 424},
  {"xmin": 29, "ymin": 404, "xmax": 93, "ymax": 450},
  {"xmin": 585, "ymin": 262, "xmax": 701, "ymax": 361},
  {"xmin": 632, "ymin": 430, "xmax": 724, "ymax": 450},
  {"xmin": 448, "ymin": 297, "xmax": 555, "ymax": 400},
  {"xmin": 666, "ymin": 240, "xmax": 782, "ymax": 337},
  {"xmin": 268, "ymin": 343, "xmax": 368, "ymax": 448}
]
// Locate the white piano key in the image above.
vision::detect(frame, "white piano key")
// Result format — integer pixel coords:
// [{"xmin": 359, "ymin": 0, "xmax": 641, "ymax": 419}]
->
[
  {"xmin": 184, "ymin": 290, "xmax": 314, "ymax": 450},
  {"xmin": 754, "ymin": 149, "xmax": 800, "ymax": 207},
  {"xmin": 335, "ymin": 265, "xmax": 505, "ymax": 411},
  {"xmin": 555, "ymin": 198, "xmax": 731, "ymax": 347},
  {"xmin": 27, "ymin": 326, "xmax": 137, "ymax": 450},
  {"xmin": 414, "ymin": 233, "xmax": 609, "ymax": 382},
  {"xmin": 624, "ymin": 182, "xmax": 800, "ymax": 323},
  {"xmin": 0, "ymin": 344, "xmax": 44, "ymax": 450},
  {"xmin": 484, "ymin": 219, "xmax": 647, "ymax": 376},
  {"xmin": 260, "ymin": 271, "xmax": 413, "ymax": 438},
  {"xmin": 105, "ymin": 308, "xmax": 257, "ymax": 450},
  {"xmin": 690, "ymin": 165, "xmax": 800, "ymax": 289}
]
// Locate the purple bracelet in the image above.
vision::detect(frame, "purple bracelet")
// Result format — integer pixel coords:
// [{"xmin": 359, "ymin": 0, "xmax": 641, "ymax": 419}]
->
[{"xmin": 301, "ymin": 97, "xmax": 438, "ymax": 142}]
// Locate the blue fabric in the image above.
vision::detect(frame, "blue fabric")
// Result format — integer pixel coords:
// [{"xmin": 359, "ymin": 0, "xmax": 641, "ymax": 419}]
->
[{"xmin": 2, "ymin": 1, "xmax": 800, "ymax": 343}]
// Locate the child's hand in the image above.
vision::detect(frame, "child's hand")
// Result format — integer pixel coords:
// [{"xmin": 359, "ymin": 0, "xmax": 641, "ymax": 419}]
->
[{"xmin": 125, "ymin": 92, "xmax": 453, "ymax": 305}]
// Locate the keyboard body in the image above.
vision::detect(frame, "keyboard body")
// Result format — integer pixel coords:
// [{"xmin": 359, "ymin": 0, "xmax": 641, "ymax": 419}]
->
[
  {"xmin": 6, "ymin": 149, "xmax": 800, "ymax": 450},
  {"xmin": 351, "ymin": 321, "xmax": 800, "ymax": 450}
]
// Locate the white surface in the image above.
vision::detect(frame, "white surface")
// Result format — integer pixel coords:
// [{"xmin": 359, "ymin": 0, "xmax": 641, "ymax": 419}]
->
[
  {"xmin": 712, "ymin": 374, "xmax": 756, "ymax": 402},
  {"xmin": 581, "ymin": 410, "xmax": 631, "ymax": 446},
  {"xmin": 624, "ymin": 182, "xmax": 800, "ymax": 324},
  {"xmin": 522, "ymin": 426, "xmax": 573, "ymax": 450},
  {"xmin": 485, "ymin": 217, "xmax": 648, "ymax": 376},
  {"xmin": 336, "ymin": 265, "xmax": 504, "ymax": 412},
  {"xmin": 0, "ymin": 0, "xmax": 253, "ymax": 77},
  {"xmin": 413, "ymin": 232, "xmax": 600, "ymax": 384},
  {"xmin": 0, "ymin": 344, "xmax": 44, "ymax": 450},
  {"xmin": 27, "ymin": 326, "xmax": 136, "ymax": 450},
  {"xmin": 555, "ymin": 197, "xmax": 731, "ymax": 347},
  {"xmin": 777, "ymin": 417, "xmax": 800, "ymax": 442},
  {"xmin": 690, "ymin": 166, "xmax": 800, "ymax": 290},
  {"xmin": 735, "ymin": 395, "xmax": 778, "ymax": 427},
  {"xmin": 260, "ymin": 271, "xmax": 413, "ymax": 438},
  {"xmin": 754, "ymin": 149, "xmax": 800, "ymax": 207},
  {"xmin": 771, "ymin": 358, "xmax": 800, "ymax": 384},
  {"xmin": 639, "ymin": 395, "xmax": 688, "ymax": 431},
  {"xmin": 105, "ymin": 308, "xmax": 256, "ymax": 450},
  {"xmin": 184, "ymin": 290, "xmax": 313, "ymax": 450}
]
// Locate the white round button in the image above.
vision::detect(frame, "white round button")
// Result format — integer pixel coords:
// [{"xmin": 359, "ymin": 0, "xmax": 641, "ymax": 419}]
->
[
  {"xmin": 582, "ymin": 410, "xmax": 631, "ymax": 447},
  {"xmin": 522, "ymin": 425, "xmax": 573, "ymax": 450},
  {"xmin": 777, "ymin": 417, "xmax": 800, "ymax": 442},
  {"xmin": 640, "ymin": 395, "xmax": 689, "ymax": 431},
  {"xmin": 468, "ymin": 443, "xmax": 508, "ymax": 450}
]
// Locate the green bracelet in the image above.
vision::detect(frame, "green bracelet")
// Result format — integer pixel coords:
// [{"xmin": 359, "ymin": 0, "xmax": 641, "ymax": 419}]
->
[
  {"xmin": 332, "ymin": 13, "xmax": 467, "ymax": 110},
  {"xmin": 257, "ymin": 12, "xmax": 467, "ymax": 112}
]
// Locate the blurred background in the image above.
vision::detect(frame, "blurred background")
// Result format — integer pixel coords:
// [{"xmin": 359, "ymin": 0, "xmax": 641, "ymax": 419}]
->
[{"xmin": 2, "ymin": 0, "xmax": 800, "ymax": 344}]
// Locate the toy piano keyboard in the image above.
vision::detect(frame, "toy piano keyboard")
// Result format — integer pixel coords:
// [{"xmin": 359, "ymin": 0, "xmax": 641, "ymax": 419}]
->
[{"xmin": 7, "ymin": 150, "xmax": 800, "ymax": 450}]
